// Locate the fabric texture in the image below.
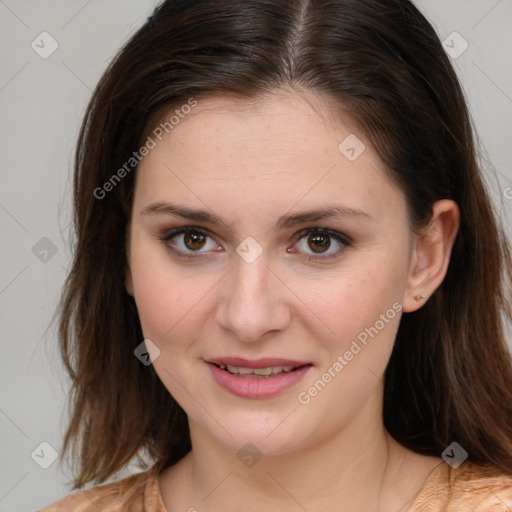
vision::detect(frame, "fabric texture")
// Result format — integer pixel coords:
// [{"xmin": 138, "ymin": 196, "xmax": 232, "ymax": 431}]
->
[
  {"xmin": 408, "ymin": 461, "xmax": 512, "ymax": 511},
  {"xmin": 38, "ymin": 461, "xmax": 512, "ymax": 511}
]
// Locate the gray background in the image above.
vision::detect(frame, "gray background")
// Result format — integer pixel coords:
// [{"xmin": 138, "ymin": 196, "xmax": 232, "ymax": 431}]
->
[{"xmin": 0, "ymin": 1, "xmax": 511, "ymax": 511}]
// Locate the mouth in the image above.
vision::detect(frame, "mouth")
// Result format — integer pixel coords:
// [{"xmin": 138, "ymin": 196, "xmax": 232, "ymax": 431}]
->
[
  {"xmin": 205, "ymin": 357, "xmax": 313, "ymax": 398},
  {"xmin": 205, "ymin": 357, "xmax": 312, "ymax": 378},
  {"xmin": 211, "ymin": 362, "xmax": 309, "ymax": 378}
]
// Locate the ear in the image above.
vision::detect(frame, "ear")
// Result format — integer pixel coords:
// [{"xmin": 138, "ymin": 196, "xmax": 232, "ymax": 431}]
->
[{"xmin": 402, "ymin": 199, "xmax": 460, "ymax": 313}]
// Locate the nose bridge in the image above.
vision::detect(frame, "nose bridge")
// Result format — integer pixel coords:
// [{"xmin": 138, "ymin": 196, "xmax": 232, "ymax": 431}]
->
[{"xmin": 216, "ymin": 251, "xmax": 290, "ymax": 342}]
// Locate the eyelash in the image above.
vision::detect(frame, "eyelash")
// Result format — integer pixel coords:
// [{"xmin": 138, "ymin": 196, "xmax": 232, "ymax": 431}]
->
[{"xmin": 157, "ymin": 226, "xmax": 352, "ymax": 262}]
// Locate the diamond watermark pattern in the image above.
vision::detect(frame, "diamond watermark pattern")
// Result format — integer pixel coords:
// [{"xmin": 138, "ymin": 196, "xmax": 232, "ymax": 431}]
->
[
  {"xmin": 31, "ymin": 32, "xmax": 59, "ymax": 59},
  {"xmin": 134, "ymin": 339, "xmax": 161, "ymax": 366},
  {"xmin": 31, "ymin": 441, "xmax": 59, "ymax": 469},
  {"xmin": 236, "ymin": 236, "xmax": 263, "ymax": 264},
  {"xmin": 441, "ymin": 441, "xmax": 468, "ymax": 469},
  {"xmin": 442, "ymin": 32, "xmax": 469, "ymax": 59},
  {"xmin": 32, "ymin": 237, "xmax": 58, "ymax": 263},
  {"xmin": 237, "ymin": 442, "xmax": 262, "ymax": 468},
  {"xmin": 338, "ymin": 134, "xmax": 366, "ymax": 162}
]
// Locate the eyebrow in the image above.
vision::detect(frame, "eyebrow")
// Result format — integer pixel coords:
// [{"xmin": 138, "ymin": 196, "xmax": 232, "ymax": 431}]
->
[{"xmin": 141, "ymin": 201, "xmax": 372, "ymax": 230}]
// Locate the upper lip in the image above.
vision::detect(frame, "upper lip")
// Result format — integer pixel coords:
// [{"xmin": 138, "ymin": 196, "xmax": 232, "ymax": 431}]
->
[{"xmin": 205, "ymin": 357, "xmax": 312, "ymax": 369}]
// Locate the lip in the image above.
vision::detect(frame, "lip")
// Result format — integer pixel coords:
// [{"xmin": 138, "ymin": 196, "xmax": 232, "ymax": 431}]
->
[
  {"xmin": 205, "ymin": 357, "xmax": 313, "ymax": 399},
  {"xmin": 205, "ymin": 357, "xmax": 310, "ymax": 368}
]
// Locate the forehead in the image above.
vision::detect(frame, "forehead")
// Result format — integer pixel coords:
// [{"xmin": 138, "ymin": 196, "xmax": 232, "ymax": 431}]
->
[
  {"xmin": 159, "ymin": 90, "xmax": 352, "ymax": 156},
  {"xmin": 134, "ymin": 90, "xmax": 406, "ymax": 228}
]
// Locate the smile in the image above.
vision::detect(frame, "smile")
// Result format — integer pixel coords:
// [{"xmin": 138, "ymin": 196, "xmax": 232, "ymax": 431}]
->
[
  {"xmin": 215, "ymin": 363, "xmax": 298, "ymax": 377},
  {"xmin": 205, "ymin": 358, "xmax": 313, "ymax": 398}
]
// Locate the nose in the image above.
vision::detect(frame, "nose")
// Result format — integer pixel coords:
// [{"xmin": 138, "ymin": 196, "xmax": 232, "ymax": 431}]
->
[{"xmin": 215, "ymin": 253, "xmax": 291, "ymax": 343}]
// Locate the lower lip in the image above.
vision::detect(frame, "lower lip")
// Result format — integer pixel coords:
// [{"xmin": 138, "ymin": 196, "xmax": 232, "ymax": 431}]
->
[{"xmin": 206, "ymin": 363, "xmax": 312, "ymax": 398}]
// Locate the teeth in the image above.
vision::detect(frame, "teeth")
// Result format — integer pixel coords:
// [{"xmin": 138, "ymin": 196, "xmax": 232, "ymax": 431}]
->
[
  {"xmin": 217, "ymin": 364, "xmax": 296, "ymax": 376},
  {"xmin": 253, "ymin": 367, "xmax": 273, "ymax": 376}
]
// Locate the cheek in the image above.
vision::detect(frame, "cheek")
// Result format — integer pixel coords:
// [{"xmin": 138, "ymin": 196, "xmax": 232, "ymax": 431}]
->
[
  {"xmin": 129, "ymin": 239, "xmax": 211, "ymax": 344},
  {"xmin": 296, "ymin": 256, "xmax": 407, "ymax": 382},
  {"xmin": 297, "ymin": 261, "xmax": 404, "ymax": 337},
  {"xmin": 133, "ymin": 273, "xmax": 214, "ymax": 346},
  {"xmin": 295, "ymin": 273, "xmax": 403, "ymax": 428}
]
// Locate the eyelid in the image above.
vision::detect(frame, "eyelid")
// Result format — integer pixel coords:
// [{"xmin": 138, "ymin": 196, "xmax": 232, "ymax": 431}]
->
[
  {"xmin": 158, "ymin": 226, "xmax": 352, "ymax": 261},
  {"xmin": 293, "ymin": 227, "xmax": 352, "ymax": 245},
  {"xmin": 158, "ymin": 226, "xmax": 221, "ymax": 259},
  {"xmin": 290, "ymin": 227, "xmax": 352, "ymax": 261}
]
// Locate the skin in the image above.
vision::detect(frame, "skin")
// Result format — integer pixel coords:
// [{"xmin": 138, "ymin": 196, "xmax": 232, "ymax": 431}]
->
[{"xmin": 125, "ymin": 89, "xmax": 459, "ymax": 512}]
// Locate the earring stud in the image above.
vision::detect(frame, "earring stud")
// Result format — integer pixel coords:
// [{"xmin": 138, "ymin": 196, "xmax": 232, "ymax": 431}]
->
[{"xmin": 414, "ymin": 294, "xmax": 427, "ymax": 301}]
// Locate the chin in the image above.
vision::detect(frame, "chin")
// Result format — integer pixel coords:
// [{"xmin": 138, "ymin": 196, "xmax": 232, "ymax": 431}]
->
[{"xmin": 193, "ymin": 410, "xmax": 314, "ymax": 458}]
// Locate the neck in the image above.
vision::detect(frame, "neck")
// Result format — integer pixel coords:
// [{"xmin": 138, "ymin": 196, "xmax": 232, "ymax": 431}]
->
[{"xmin": 162, "ymin": 397, "xmax": 435, "ymax": 511}]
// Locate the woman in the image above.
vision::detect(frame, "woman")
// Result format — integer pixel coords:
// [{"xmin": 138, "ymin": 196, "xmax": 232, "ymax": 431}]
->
[{"xmin": 39, "ymin": 0, "xmax": 512, "ymax": 510}]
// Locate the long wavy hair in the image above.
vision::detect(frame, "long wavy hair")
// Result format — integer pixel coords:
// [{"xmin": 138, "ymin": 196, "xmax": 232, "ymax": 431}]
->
[{"xmin": 57, "ymin": 0, "xmax": 512, "ymax": 488}]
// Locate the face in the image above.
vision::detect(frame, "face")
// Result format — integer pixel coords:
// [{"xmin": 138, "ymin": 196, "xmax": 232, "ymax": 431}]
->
[{"xmin": 126, "ymin": 90, "xmax": 416, "ymax": 456}]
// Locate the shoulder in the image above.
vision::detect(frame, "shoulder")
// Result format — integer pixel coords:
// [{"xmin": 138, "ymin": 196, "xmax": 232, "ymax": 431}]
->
[
  {"xmin": 410, "ymin": 461, "xmax": 512, "ymax": 511},
  {"xmin": 37, "ymin": 468, "xmax": 166, "ymax": 512}
]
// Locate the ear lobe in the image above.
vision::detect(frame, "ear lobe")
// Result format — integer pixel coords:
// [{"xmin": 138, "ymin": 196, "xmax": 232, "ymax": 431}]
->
[{"xmin": 402, "ymin": 199, "xmax": 460, "ymax": 313}]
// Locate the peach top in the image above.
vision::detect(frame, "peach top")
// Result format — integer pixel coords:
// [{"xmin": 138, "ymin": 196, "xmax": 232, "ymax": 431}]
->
[{"xmin": 38, "ymin": 461, "xmax": 512, "ymax": 511}]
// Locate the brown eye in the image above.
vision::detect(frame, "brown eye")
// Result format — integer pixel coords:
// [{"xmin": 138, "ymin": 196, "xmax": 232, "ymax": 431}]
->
[
  {"xmin": 307, "ymin": 233, "xmax": 331, "ymax": 253},
  {"xmin": 183, "ymin": 231, "xmax": 207, "ymax": 251},
  {"xmin": 291, "ymin": 228, "xmax": 351, "ymax": 261},
  {"xmin": 159, "ymin": 227, "xmax": 219, "ymax": 257}
]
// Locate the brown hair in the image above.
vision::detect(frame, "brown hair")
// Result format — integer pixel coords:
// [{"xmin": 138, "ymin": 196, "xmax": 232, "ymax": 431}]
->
[{"xmin": 58, "ymin": 0, "xmax": 512, "ymax": 488}]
